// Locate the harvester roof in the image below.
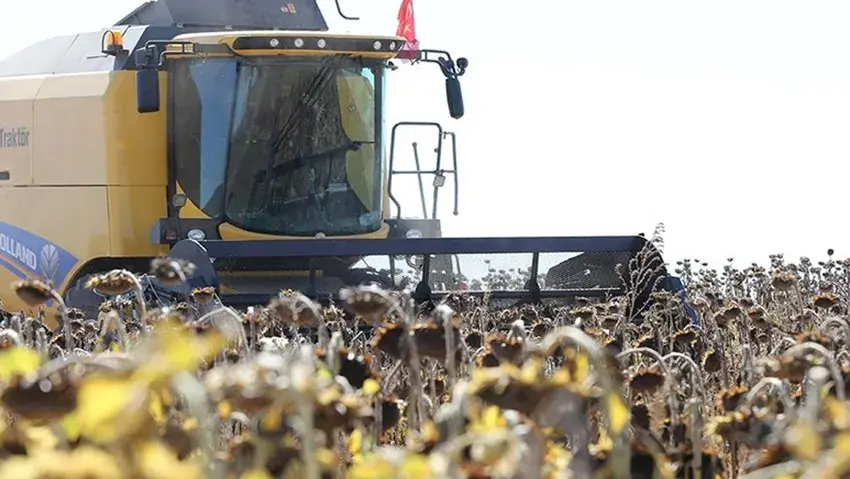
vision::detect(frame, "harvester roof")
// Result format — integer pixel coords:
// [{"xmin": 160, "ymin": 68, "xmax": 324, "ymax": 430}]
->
[
  {"xmin": 0, "ymin": 0, "xmax": 332, "ymax": 77},
  {"xmin": 116, "ymin": 0, "xmax": 328, "ymax": 31}
]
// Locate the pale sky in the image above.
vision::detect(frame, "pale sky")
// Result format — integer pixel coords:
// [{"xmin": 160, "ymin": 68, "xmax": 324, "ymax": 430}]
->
[{"xmin": 2, "ymin": 0, "xmax": 849, "ymax": 270}]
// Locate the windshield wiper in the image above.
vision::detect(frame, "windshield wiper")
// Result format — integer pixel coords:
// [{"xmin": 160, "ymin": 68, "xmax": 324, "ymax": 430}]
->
[{"xmin": 256, "ymin": 140, "xmax": 370, "ymax": 182}]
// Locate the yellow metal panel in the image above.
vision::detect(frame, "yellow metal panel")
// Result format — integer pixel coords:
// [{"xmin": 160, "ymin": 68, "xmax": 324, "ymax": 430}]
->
[
  {"xmin": 0, "ymin": 76, "xmax": 44, "ymax": 186},
  {"xmin": 0, "ymin": 186, "xmax": 110, "ymax": 317},
  {"xmin": 175, "ymin": 182, "xmax": 212, "ymax": 219},
  {"xmin": 337, "ymin": 74, "xmax": 377, "ymax": 211},
  {"xmin": 106, "ymin": 186, "xmax": 169, "ymax": 257},
  {"xmin": 382, "ymin": 172, "xmax": 391, "ymax": 220},
  {"xmin": 218, "ymin": 221, "xmax": 390, "ymax": 240},
  {"xmin": 102, "ymin": 71, "xmax": 168, "ymax": 186},
  {"xmin": 33, "ymin": 73, "xmax": 112, "ymax": 185}
]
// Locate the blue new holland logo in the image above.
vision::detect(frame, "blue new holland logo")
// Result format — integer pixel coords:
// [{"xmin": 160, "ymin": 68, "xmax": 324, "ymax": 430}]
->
[{"xmin": 0, "ymin": 221, "xmax": 77, "ymax": 289}]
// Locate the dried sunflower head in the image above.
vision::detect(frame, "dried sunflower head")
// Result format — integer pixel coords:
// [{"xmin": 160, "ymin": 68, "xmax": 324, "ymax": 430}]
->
[
  {"xmin": 701, "ymin": 348, "xmax": 722, "ymax": 373},
  {"xmin": 765, "ymin": 354, "xmax": 819, "ymax": 384},
  {"xmin": 795, "ymin": 330, "xmax": 833, "ymax": 350},
  {"xmin": 12, "ymin": 280, "xmax": 55, "ymax": 308},
  {"xmin": 315, "ymin": 347, "xmax": 379, "ymax": 390},
  {"xmin": 412, "ymin": 320, "xmax": 463, "ymax": 363},
  {"xmin": 716, "ymin": 384, "xmax": 749, "ymax": 412},
  {"xmin": 484, "ymin": 332, "xmax": 524, "ymax": 365},
  {"xmin": 672, "ymin": 327, "xmax": 698, "ymax": 346},
  {"xmin": 465, "ymin": 331, "xmax": 483, "ymax": 349},
  {"xmin": 191, "ymin": 287, "xmax": 216, "ymax": 305},
  {"xmin": 530, "ymin": 321, "xmax": 550, "ymax": 338},
  {"xmin": 0, "ymin": 356, "xmax": 99, "ymax": 422},
  {"xmin": 635, "ymin": 333, "xmax": 658, "ymax": 351},
  {"xmin": 339, "ymin": 285, "xmax": 395, "ymax": 325},
  {"xmin": 749, "ymin": 306, "xmax": 770, "ymax": 329},
  {"xmin": 149, "ymin": 257, "xmax": 195, "ymax": 286},
  {"xmin": 628, "ymin": 367, "xmax": 665, "ymax": 395},
  {"xmin": 720, "ymin": 304, "xmax": 744, "ymax": 322},
  {"xmin": 475, "ymin": 351, "xmax": 500, "ymax": 369},
  {"xmin": 85, "ymin": 270, "xmax": 138, "ymax": 296},
  {"xmin": 372, "ymin": 322, "xmax": 406, "ymax": 360},
  {"xmin": 812, "ymin": 292, "xmax": 839, "ymax": 310},
  {"xmin": 630, "ymin": 402, "xmax": 651, "ymax": 429},
  {"xmin": 571, "ymin": 306, "xmax": 595, "ymax": 322},
  {"xmin": 771, "ymin": 271, "xmax": 797, "ymax": 292},
  {"xmin": 268, "ymin": 293, "xmax": 321, "ymax": 327}
]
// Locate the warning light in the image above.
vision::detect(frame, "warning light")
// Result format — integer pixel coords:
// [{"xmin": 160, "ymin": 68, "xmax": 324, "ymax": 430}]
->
[{"xmin": 101, "ymin": 30, "xmax": 127, "ymax": 56}]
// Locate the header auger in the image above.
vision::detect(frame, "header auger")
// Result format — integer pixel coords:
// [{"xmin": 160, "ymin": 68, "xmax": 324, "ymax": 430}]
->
[{"xmin": 0, "ymin": 0, "xmax": 691, "ymax": 325}]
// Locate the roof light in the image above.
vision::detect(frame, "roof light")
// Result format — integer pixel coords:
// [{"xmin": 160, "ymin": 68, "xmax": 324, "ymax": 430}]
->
[
  {"xmin": 101, "ymin": 30, "xmax": 126, "ymax": 56},
  {"xmin": 373, "ymin": 41, "xmax": 382, "ymax": 50},
  {"xmin": 269, "ymin": 38, "xmax": 280, "ymax": 47},
  {"xmin": 106, "ymin": 31, "xmax": 124, "ymax": 48},
  {"xmin": 389, "ymin": 41, "xmax": 397, "ymax": 50},
  {"xmin": 317, "ymin": 39, "xmax": 327, "ymax": 48},
  {"xmin": 294, "ymin": 38, "xmax": 304, "ymax": 48}
]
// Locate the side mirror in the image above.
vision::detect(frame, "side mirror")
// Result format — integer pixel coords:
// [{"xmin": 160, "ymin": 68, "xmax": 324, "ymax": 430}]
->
[
  {"xmin": 456, "ymin": 57, "xmax": 469, "ymax": 75},
  {"xmin": 445, "ymin": 77, "xmax": 464, "ymax": 119},
  {"xmin": 136, "ymin": 68, "xmax": 160, "ymax": 114}
]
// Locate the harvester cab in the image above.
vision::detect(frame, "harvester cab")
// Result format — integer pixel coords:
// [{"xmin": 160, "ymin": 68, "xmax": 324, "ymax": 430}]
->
[
  {"xmin": 122, "ymin": 0, "xmax": 478, "ymax": 310},
  {"xmin": 0, "ymin": 0, "xmax": 694, "ymax": 324}
]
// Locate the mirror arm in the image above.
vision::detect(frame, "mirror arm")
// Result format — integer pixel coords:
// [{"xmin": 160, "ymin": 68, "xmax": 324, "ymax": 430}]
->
[
  {"xmin": 412, "ymin": 49, "xmax": 467, "ymax": 79},
  {"xmin": 132, "ymin": 40, "xmax": 234, "ymax": 70}
]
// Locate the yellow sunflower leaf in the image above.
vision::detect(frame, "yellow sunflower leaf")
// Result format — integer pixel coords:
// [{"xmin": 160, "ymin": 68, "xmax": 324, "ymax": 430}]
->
[
  {"xmin": 519, "ymin": 357, "xmax": 544, "ymax": 383},
  {"xmin": 825, "ymin": 397, "xmax": 850, "ymax": 430},
  {"xmin": 57, "ymin": 412, "xmax": 80, "ymax": 443},
  {"xmin": 606, "ymin": 392, "xmax": 629, "ymax": 436},
  {"xmin": 570, "ymin": 351, "xmax": 591, "ymax": 383},
  {"xmin": 135, "ymin": 440, "xmax": 202, "ymax": 479},
  {"xmin": 348, "ymin": 428, "xmax": 363, "ymax": 457},
  {"xmin": 217, "ymin": 400, "xmax": 233, "ymax": 419},
  {"xmin": 159, "ymin": 325, "xmax": 226, "ymax": 371},
  {"xmin": 349, "ymin": 455, "xmax": 398, "ymax": 479},
  {"xmin": 471, "ymin": 405, "xmax": 506, "ymax": 433},
  {"xmin": 361, "ymin": 378, "xmax": 381, "ymax": 396},
  {"xmin": 133, "ymin": 320, "xmax": 226, "ymax": 384},
  {"xmin": 785, "ymin": 420, "xmax": 821, "ymax": 462},
  {"xmin": 23, "ymin": 425, "xmax": 59, "ymax": 455},
  {"xmin": 240, "ymin": 468, "xmax": 274, "ymax": 479},
  {"xmin": 77, "ymin": 376, "xmax": 148, "ymax": 442},
  {"xmin": 149, "ymin": 391, "xmax": 165, "ymax": 424},
  {"xmin": 835, "ymin": 432, "xmax": 850, "ymax": 455},
  {"xmin": 0, "ymin": 347, "xmax": 41, "ymax": 380},
  {"xmin": 400, "ymin": 454, "xmax": 432, "ymax": 479}
]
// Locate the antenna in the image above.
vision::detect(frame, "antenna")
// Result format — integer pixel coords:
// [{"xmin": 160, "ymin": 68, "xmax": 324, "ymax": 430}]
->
[{"xmin": 334, "ymin": 0, "xmax": 359, "ymax": 20}]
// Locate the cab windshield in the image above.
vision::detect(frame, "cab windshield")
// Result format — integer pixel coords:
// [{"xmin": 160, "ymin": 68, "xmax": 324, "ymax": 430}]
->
[{"xmin": 172, "ymin": 55, "xmax": 384, "ymax": 236}]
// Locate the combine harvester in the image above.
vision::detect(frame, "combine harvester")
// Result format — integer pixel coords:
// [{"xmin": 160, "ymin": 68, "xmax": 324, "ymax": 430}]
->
[{"xmin": 0, "ymin": 0, "xmax": 690, "ymax": 321}]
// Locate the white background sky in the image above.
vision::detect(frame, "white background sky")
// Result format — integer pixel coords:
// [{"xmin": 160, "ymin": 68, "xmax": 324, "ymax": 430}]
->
[{"xmin": 2, "ymin": 0, "xmax": 849, "ymax": 270}]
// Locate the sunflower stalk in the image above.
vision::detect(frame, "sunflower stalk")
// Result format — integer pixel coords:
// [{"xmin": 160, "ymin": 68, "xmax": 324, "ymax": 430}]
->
[
  {"xmin": 171, "ymin": 371, "xmax": 220, "ymax": 479},
  {"xmin": 617, "ymin": 347, "xmax": 678, "ymax": 440},
  {"xmin": 784, "ymin": 342, "xmax": 844, "ymax": 402},
  {"xmin": 541, "ymin": 326, "xmax": 630, "ymax": 479}
]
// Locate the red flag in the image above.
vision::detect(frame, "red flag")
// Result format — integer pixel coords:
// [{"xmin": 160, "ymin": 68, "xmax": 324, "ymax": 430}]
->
[{"xmin": 395, "ymin": 0, "xmax": 419, "ymax": 60}]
